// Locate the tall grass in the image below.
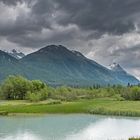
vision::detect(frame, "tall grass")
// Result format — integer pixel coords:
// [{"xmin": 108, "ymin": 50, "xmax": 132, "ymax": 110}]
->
[
  {"xmin": 129, "ymin": 138, "xmax": 140, "ymax": 140},
  {"xmin": 0, "ymin": 99, "xmax": 140, "ymax": 116}
]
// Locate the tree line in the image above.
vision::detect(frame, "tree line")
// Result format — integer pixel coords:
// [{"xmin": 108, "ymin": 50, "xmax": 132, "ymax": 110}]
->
[{"xmin": 0, "ymin": 75, "xmax": 140, "ymax": 102}]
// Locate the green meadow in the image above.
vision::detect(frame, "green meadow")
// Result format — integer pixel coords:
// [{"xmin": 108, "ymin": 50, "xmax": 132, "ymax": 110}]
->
[
  {"xmin": 0, "ymin": 75, "xmax": 140, "ymax": 117},
  {"xmin": 0, "ymin": 98, "xmax": 140, "ymax": 117}
]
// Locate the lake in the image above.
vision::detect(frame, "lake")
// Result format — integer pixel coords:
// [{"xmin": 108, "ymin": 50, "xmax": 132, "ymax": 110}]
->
[{"xmin": 0, "ymin": 114, "xmax": 140, "ymax": 140}]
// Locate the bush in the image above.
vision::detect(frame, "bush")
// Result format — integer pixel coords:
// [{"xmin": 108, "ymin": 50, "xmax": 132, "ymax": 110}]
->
[
  {"xmin": 39, "ymin": 88, "xmax": 49, "ymax": 100},
  {"xmin": 26, "ymin": 87, "xmax": 49, "ymax": 102},
  {"xmin": 129, "ymin": 138, "xmax": 140, "ymax": 140},
  {"xmin": 121, "ymin": 86, "xmax": 140, "ymax": 100},
  {"xmin": 130, "ymin": 87, "xmax": 140, "ymax": 100},
  {"xmin": 0, "ymin": 111, "xmax": 8, "ymax": 116},
  {"xmin": 26, "ymin": 91, "xmax": 42, "ymax": 102},
  {"xmin": 31, "ymin": 80, "xmax": 45, "ymax": 91},
  {"xmin": 113, "ymin": 94, "xmax": 125, "ymax": 101},
  {"xmin": 47, "ymin": 100, "xmax": 61, "ymax": 105}
]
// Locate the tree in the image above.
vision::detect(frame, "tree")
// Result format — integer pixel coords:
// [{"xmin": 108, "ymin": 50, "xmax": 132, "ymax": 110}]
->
[
  {"xmin": 31, "ymin": 80, "xmax": 45, "ymax": 91},
  {"xmin": 0, "ymin": 75, "xmax": 32, "ymax": 100}
]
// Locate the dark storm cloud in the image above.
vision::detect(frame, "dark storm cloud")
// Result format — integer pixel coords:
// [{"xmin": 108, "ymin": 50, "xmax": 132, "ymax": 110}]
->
[
  {"xmin": 0, "ymin": 0, "xmax": 140, "ymax": 78},
  {"xmin": 54, "ymin": 0, "xmax": 140, "ymax": 34},
  {"xmin": 1, "ymin": 0, "xmax": 140, "ymax": 40},
  {"xmin": 0, "ymin": 0, "xmax": 140, "ymax": 48},
  {"xmin": 0, "ymin": 0, "xmax": 20, "ymax": 5},
  {"xmin": 0, "ymin": 0, "xmax": 27, "ymax": 6},
  {"xmin": 31, "ymin": 0, "xmax": 55, "ymax": 14}
]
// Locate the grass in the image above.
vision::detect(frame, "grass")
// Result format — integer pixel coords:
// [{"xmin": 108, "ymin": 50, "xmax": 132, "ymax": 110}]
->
[
  {"xmin": 0, "ymin": 98, "xmax": 140, "ymax": 116},
  {"xmin": 129, "ymin": 138, "xmax": 140, "ymax": 140}
]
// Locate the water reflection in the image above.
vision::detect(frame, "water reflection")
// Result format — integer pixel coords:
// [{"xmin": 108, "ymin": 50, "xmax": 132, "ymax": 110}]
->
[
  {"xmin": 0, "ymin": 132, "xmax": 41, "ymax": 140},
  {"xmin": 65, "ymin": 118, "xmax": 140, "ymax": 140},
  {"xmin": 0, "ymin": 115, "xmax": 140, "ymax": 140}
]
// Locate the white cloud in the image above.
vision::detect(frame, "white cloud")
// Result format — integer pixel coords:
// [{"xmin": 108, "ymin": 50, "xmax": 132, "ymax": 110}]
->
[{"xmin": 86, "ymin": 30, "xmax": 140, "ymax": 78}]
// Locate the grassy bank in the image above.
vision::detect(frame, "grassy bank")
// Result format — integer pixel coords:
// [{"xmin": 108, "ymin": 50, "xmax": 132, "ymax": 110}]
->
[
  {"xmin": 0, "ymin": 98, "xmax": 140, "ymax": 117},
  {"xmin": 129, "ymin": 138, "xmax": 140, "ymax": 140},
  {"xmin": 0, "ymin": 75, "xmax": 140, "ymax": 117}
]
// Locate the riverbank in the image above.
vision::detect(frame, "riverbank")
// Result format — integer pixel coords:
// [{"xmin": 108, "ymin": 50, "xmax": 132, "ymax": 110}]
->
[
  {"xmin": 129, "ymin": 138, "xmax": 140, "ymax": 140},
  {"xmin": 0, "ymin": 98, "xmax": 140, "ymax": 117}
]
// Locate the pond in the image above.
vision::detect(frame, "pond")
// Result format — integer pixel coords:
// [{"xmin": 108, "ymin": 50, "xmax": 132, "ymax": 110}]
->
[{"xmin": 0, "ymin": 114, "xmax": 140, "ymax": 140}]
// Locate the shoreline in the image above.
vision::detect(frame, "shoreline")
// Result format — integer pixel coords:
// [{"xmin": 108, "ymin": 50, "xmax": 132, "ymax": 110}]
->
[
  {"xmin": 1, "ymin": 113, "xmax": 140, "ymax": 118},
  {"xmin": 0, "ymin": 99, "xmax": 140, "ymax": 117},
  {"xmin": 1, "ymin": 113, "xmax": 140, "ymax": 120}
]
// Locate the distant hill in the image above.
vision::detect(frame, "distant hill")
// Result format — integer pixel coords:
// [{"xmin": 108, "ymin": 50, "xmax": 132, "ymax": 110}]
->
[{"xmin": 0, "ymin": 45, "xmax": 139, "ymax": 86}]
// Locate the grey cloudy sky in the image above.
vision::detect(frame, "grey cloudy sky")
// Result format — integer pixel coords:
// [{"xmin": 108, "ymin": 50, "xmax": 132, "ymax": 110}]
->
[{"xmin": 0, "ymin": 0, "xmax": 140, "ymax": 79}]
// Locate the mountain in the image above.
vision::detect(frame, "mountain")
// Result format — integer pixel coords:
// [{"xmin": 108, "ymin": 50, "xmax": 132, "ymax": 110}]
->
[
  {"xmin": 21, "ymin": 45, "xmax": 120, "ymax": 86},
  {"xmin": 8, "ymin": 49, "xmax": 25, "ymax": 59},
  {"xmin": 0, "ymin": 50, "xmax": 17, "ymax": 64},
  {"xmin": 109, "ymin": 63, "xmax": 125, "ymax": 72},
  {"xmin": 109, "ymin": 63, "xmax": 139, "ymax": 85},
  {"xmin": 0, "ymin": 45, "xmax": 139, "ymax": 86},
  {"xmin": 0, "ymin": 50, "xmax": 24, "ymax": 82}
]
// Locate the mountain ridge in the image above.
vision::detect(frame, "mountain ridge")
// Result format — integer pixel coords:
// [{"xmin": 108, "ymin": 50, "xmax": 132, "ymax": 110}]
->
[
  {"xmin": 0, "ymin": 45, "xmax": 139, "ymax": 86},
  {"xmin": 109, "ymin": 62, "xmax": 139, "ymax": 85}
]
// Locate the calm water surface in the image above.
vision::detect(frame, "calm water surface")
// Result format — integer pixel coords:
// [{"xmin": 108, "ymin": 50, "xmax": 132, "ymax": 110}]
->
[{"xmin": 0, "ymin": 114, "xmax": 140, "ymax": 140}]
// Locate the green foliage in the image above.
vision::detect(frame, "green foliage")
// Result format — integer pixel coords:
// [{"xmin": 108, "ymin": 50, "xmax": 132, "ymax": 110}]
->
[
  {"xmin": 0, "ymin": 75, "xmax": 32, "ymax": 100},
  {"xmin": 0, "ymin": 111, "xmax": 8, "ymax": 116},
  {"xmin": 26, "ymin": 91, "xmax": 42, "ymax": 102},
  {"xmin": 0, "ymin": 75, "xmax": 140, "ymax": 102},
  {"xmin": 47, "ymin": 100, "xmax": 61, "ymax": 105},
  {"xmin": 26, "ymin": 87, "xmax": 49, "ymax": 102},
  {"xmin": 129, "ymin": 138, "xmax": 140, "ymax": 140},
  {"xmin": 112, "ymin": 94, "xmax": 125, "ymax": 101},
  {"xmin": 31, "ymin": 80, "xmax": 45, "ymax": 91},
  {"xmin": 0, "ymin": 99, "xmax": 140, "ymax": 117},
  {"xmin": 0, "ymin": 75, "xmax": 47, "ymax": 101},
  {"xmin": 121, "ymin": 86, "xmax": 140, "ymax": 100}
]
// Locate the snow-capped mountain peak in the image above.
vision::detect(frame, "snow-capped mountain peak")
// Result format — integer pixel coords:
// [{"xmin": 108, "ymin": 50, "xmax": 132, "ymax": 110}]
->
[
  {"xmin": 8, "ymin": 49, "xmax": 25, "ymax": 59},
  {"xmin": 109, "ymin": 63, "xmax": 125, "ymax": 72}
]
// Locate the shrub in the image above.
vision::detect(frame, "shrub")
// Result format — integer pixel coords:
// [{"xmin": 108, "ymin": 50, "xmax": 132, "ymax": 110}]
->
[
  {"xmin": 47, "ymin": 100, "xmax": 61, "ymax": 105},
  {"xmin": 26, "ymin": 91, "xmax": 42, "ymax": 102},
  {"xmin": 113, "ymin": 94, "xmax": 125, "ymax": 101},
  {"xmin": 39, "ymin": 88, "xmax": 49, "ymax": 100},
  {"xmin": 129, "ymin": 138, "xmax": 140, "ymax": 140},
  {"xmin": 130, "ymin": 87, "xmax": 140, "ymax": 100},
  {"xmin": 121, "ymin": 86, "xmax": 140, "ymax": 100},
  {"xmin": 0, "ymin": 111, "xmax": 8, "ymax": 116},
  {"xmin": 31, "ymin": 80, "xmax": 45, "ymax": 91}
]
